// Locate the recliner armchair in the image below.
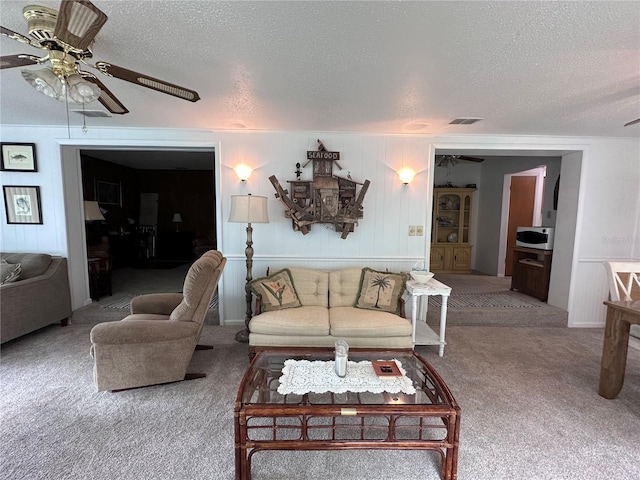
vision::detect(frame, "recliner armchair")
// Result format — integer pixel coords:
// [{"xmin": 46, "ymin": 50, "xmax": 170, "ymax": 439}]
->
[{"xmin": 90, "ymin": 250, "xmax": 226, "ymax": 391}]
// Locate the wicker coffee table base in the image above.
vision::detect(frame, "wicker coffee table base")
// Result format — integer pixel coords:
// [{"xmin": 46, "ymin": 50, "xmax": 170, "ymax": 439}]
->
[{"xmin": 235, "ymin": 403, "xmax": 460, "ymax": 479}]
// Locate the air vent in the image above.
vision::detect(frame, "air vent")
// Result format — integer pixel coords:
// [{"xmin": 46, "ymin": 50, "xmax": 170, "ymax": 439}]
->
[
  {"xmin": 449, "ymin": 118, "xmax": 484, "ymax": 125},
  {"xmin": 71, "ymin": 110, "xmax": 112, "ymax": 118}
]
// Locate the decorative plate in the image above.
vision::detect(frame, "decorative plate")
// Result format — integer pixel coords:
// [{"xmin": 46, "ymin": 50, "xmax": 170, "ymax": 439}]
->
[{"xmin": 447, "ymin": 232, "xmax": 458, "ymax": 243}]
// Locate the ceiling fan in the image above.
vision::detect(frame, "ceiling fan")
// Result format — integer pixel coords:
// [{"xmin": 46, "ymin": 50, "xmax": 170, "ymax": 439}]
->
[
  {"xmin": 0, "ymin": 0, "xmax": 200, "ymax": 115},
  {"xmin": 624, "ymin": 118, "xmax": 640, "ymax": 127},
  {"xmin": 436, "ymin": 155, "xmax": 485, "ymax": 168}
]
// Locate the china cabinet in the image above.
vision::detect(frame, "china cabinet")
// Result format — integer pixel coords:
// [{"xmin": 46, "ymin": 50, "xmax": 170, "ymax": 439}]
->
[{"xmin": 430, "ymin": 188, "xmax": 475, "ymax": 273}]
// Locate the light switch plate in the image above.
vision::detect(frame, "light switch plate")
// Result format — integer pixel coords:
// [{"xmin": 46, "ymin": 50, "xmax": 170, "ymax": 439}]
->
[
  {"xmin": 416, "ymin": 225, "xmax": 424, "ymax": 236},
  {"xmin": 409, "ymin": 226, "xmax": 416, "ymax": 236}
]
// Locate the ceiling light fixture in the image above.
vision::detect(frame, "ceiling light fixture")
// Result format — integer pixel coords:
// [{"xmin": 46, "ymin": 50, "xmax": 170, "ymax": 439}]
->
[
  {"xmin": 21, "ymin": 67, "xmax": 101, "ymax": 104},
  {"xmin": 21, "ymin": 68, "xmax": 64, "ymax": 100},
  {"xmin": 67, "ymin": 73, "xmax": 101, "ymax": 103}
]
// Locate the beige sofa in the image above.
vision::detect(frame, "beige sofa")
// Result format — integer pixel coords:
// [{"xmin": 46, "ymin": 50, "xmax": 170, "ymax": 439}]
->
[
  {"xmin": 248, "ymin": 267, "xmax": 412, "ymax": 355},
  {"xmin": 1, "ymin": 252, "xmax": 72, "ymax": 343}
]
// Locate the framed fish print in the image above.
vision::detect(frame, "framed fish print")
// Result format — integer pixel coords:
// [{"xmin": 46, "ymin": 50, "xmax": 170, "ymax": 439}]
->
[
  {"xmin": 1, "ymin": 143, "xmax": 37, "ymax": 172},
  {"xmin": 3, "ymin": 185, "xmax": 43, "ymax": 224}
]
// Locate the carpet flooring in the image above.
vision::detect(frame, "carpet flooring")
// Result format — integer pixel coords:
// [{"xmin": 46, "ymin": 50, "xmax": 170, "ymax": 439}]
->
[
  {"xmin": 429, "ymin": 292, "xmax": 542, "ymax": 308},
  {"xmin": 425, "ymin": 273, "xmax": 568, "ymax": 327},
  {"xmin": 1, "ymin": 323, "xmax": 639, "ymax": 479}
]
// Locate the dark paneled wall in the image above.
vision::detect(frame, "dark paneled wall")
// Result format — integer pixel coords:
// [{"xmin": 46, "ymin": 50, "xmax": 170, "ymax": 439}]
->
[
  {"xmin": 81, "ymin": 155, "xmax": 138, "ymax": 235},
  {"xmin": 81, "ymin": 154, "xmax": 216, "ymax": 255},
  {"xmin": 138, "ymin": 170, "xmax": 215, "ymax": 238}
]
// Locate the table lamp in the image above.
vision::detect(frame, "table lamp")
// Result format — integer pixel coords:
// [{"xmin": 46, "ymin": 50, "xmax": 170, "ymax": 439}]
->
[{"xmin": 172, "ymin": 213, "xmax": 183, "ymax": 232}]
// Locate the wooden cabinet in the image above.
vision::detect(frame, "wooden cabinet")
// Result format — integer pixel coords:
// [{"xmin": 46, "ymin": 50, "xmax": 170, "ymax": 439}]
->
[
  {"xmin": 430, "ymin": 188, "xmax": 475, "ymax": 273},
  {"xmin": 430, "ymin": 245, "xmax": 473, "ymax": 273},
  {"xmin": 510, "ymin": 247, "xmax": 553, "ymax": 301}
]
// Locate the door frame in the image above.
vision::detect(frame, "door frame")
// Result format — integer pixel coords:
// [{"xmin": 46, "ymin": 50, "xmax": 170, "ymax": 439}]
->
[
  {"xmin": 499, "ymin": 166, "xmax": 546, "ymax": 276},
  {"xmin": 58, "ymin": 139, "xmax": 220, "ymax": 313},
  {"xmin": 429, "ymin": 142, "xmax": 585, "ymax": 320}
]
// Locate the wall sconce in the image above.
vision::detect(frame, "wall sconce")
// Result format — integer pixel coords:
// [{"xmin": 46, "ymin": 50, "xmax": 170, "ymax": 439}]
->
[
  {"xmin": 234, "ymin": 164, "xmax": 253, "ymax": 182},
  {"xmin": 398, "ymin": 168, "xmax": 415, "ymax": 185}
]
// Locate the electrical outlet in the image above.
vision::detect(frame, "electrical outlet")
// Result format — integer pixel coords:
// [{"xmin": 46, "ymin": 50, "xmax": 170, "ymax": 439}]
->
[
  {"xmin": 416, "ymin": 225, "xmax": 424, "ymax": 236},
  {"xmin": 408, "ymin": 226, "xmax": 416, "ymax": 236}
]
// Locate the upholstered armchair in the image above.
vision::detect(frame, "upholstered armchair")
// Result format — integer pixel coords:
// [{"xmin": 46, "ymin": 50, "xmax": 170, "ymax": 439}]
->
[{"xmin": 90, "ymin": 250, "xmax": 226, "ymax": 391}]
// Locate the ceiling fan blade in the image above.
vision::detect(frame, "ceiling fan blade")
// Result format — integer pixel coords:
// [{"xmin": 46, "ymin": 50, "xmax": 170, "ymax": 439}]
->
[
  {"xmin": 80, "ymin": 72, "xmax": 129, "ymax": 115},
  {"xmin": 624, "ymin": 118, "xmax": 640, "ymax": 127},
  {"xmin": 54, "ymin": 0, "xmax": 108, "ymax": 52},
  {"xmin": 0, "ymin": 54, "xmax": 40, "ymax": 70},
  {"xmin": 95, "ymin": 62, "xmax": 201, "ymax": 102},
  {"xmin": 1, "ymin": 25, "xmax": 38, "ymax": 47},
  {"xmin": 457, "ymin": 155, "xmax": 485, "ymax": 162}
]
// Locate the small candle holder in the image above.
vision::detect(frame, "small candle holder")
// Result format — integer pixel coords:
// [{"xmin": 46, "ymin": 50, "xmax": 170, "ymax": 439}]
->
[{"xmin": 334, "ymin": 340, "xmax": 349, "ymax": 377}]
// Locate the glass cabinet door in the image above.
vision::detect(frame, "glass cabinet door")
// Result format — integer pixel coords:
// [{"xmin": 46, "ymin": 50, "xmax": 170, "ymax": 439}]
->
[{"xmin": 432, "ymin": 188, "xmax": 474, "ymax": 245}]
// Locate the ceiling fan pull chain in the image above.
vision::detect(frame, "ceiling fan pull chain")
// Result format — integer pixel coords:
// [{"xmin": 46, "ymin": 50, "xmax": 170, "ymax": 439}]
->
[
  {"xmin": 82, "ymin": 102, "xmax": 88, "ymax": 134},
  {"xmin": 64, "ymin": 78, "xmax": 71, "ymax": 138}
]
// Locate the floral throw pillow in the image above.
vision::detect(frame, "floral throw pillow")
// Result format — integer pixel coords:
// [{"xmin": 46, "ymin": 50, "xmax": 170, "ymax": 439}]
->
[
  {"xmin": 355, "ymin": 267, "xmax": 407, "ymax": 315},
  {"xmin": 249, "ymin": 269, "xmax": 302, "ymax": 312}
]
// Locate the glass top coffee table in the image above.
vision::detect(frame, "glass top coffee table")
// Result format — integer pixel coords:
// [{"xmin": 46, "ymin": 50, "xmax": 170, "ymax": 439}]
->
[{"xmin": 234, "ymin": 349, "xmax": 460, "ymax": 480}]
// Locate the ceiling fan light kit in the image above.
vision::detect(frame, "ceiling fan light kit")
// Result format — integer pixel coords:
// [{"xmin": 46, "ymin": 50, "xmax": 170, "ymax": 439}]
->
[
  {"xmin": 21, "ymin": 67, "xmax": 65, "ymax": 99},
  {"xmin": 1, "ymin": 0, "xmax": 201, "ymax": 116},
  {"xmin": 66, "ymin": 72, "xmax": 100, "ymax": 102}
]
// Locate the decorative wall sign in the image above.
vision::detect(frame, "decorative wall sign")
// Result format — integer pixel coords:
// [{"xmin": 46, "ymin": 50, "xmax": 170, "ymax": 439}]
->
[
  {"xmin": 3, "ymin": 185, "xmax": 43, "ymax": 224},
  {"xmin": 269, "ymin": 139, "xmax": 370, "ymax": 239},
  {"xmin": 1, "ymin": 143, "xmax": 37, "ymax": 172}
]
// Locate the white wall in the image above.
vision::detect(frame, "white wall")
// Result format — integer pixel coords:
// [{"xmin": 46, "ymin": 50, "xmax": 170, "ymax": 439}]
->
[
  {"xmin": 0, "ymin": 127, "xmax": 69, "ymax": 254},
  {"xmin": 1, "ymin": 125, "xmax": 639, "ymax": 329}
]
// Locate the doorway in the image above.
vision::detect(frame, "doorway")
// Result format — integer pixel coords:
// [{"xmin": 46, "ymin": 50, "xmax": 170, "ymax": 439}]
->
[
  {"xmin": 80, "ymin": 148, "xmax": 216, "ymax": 298},
  {"xmin": 60, "ymin": 142, "xmax": 219, "ymax": 310},
  {"xmin": 503, "ymin": 167, "xmax": 546, "ymax": 276}
]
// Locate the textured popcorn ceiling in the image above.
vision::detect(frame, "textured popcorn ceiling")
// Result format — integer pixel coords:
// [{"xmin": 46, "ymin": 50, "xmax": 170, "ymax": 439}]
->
[{"xmin": 0, "ymin": 0, "xmax": 638, "ymax": 137}]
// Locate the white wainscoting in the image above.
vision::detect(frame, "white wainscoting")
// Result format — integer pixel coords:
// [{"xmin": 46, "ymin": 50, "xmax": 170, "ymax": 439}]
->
[
  {"xmin": 220, "ymin": 255, "xmax": 424, "ymax": 325},
  {"xmin": 567, "ymin": 258, "xmax": 640, "ymax": 328}
]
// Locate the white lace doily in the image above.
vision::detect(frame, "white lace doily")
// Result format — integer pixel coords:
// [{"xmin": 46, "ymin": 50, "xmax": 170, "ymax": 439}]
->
[{"xmin": 277, "ymin": 359, "xmax": 416, "ymax": 395}]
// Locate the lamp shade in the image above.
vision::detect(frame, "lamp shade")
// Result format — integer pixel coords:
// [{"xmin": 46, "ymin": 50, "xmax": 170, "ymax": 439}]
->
[
  {"xmin": 22, "ymin": 68, "xmax": 65, "ymax": 101},
  {"xmin": 172, "ymin": 213, "xmax": 183, "ymax": 223},
  {"xmin": 229, "ymin": 195, "xmax": 269, "ymax": 223},
  {"xmin": 84, "ymin": 201, "xmax": 105, "ymax": 221},
  {"xmin": 67, "ymin": 73, "xmax": 101, "ymax": 103}
]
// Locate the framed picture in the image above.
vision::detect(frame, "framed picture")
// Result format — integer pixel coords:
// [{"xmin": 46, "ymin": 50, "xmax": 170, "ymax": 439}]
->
[
  {"xmin": 3, "ymin": 185, "xmax": 43, "ymax": 224},
  {"xmin": 96, "ymin": 181, "xmax": 121, "ymax": 206},
  {"xmin": 1, "ymin": 143, "xmax": 37, "ymax": 172}
]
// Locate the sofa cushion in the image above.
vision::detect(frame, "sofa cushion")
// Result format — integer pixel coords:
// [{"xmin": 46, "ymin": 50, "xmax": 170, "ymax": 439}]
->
[
  {"xmin": 288, "ymin": 267, "xmax": 329, "ymax": 307},
  {"xmin": 0, "ymin": 260, "xmax": 22, "ymax": 285},
  {"xmin": 329, "ymin": 268, "xmax": 363, "ymax": 307},
  {"xmin": 249, "ymin": 306, "xmax": 330, "ymax": 336},
  {"xmin": 250, "ymin": 268, "xmax": 302, "ymax": 312},
  {"xmin": 355, "ymin": 268, "xmax": 407, "ymax": 315},
  {"xmin": 330, "ymin": 306, "xmax": 412, "ymax": 337},
  {"xmin": 2, "ymin": 253, "xmax": 52, "ymax": 280}
]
